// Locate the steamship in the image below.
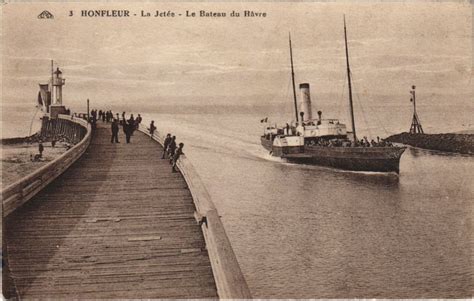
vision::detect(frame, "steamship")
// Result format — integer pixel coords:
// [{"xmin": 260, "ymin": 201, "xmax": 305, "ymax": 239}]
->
[{"xmin": 260, "ymin": 19, "xmax": 406, "ymax": 173}]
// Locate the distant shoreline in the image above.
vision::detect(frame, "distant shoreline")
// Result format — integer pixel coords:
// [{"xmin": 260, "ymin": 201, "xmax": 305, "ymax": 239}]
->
[
  {"xmin": 386, "ymin": 132, "xmax": 474, "ymax": 155},
  {"xmin": 0, "ymin": 134, "xmax": 39, "ymax": 145}
]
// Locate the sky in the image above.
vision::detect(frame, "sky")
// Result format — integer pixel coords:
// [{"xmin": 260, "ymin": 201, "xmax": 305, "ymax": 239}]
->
[{"xmin": 1, "ymin": 1, "xmax": 472, "ymax": 114}]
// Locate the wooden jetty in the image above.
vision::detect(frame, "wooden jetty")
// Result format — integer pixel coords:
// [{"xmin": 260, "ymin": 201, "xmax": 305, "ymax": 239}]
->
[{"xmin": 2, "ymin": 116, "xmax": 250, "ymax": 299}]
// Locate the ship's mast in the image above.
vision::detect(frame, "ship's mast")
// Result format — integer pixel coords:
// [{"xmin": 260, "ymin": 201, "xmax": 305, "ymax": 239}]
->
[
  {"xmin": 289, "ymin": 33, "xmax": 299, "ymax": 124},
  {"xmin": 344, "ymin": 16, "xmax": 357, "ymax": 142}
]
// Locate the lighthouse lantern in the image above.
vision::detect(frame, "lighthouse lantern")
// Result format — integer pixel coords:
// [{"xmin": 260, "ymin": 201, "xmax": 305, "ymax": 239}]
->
[{"xmin": 49, "ymin": 64, "xmax": 67, "ymax": 118}]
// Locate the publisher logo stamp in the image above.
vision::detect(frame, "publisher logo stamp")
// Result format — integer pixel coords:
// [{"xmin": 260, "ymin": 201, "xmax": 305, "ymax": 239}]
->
[{"xmin": 38, "ymin": 11, "xmax": 54, "ymax": 19}]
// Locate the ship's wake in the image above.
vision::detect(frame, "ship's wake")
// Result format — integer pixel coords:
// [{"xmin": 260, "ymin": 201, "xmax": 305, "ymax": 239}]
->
[
  {"xmin": 141, "ymin": 114, "xmax": 268, "ymax": 162},
  {"xmin": 259, "ymin": 151, "xmax": 288, "ymax": 163}
]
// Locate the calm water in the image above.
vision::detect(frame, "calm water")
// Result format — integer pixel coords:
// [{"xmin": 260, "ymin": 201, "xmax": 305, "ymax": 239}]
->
[
  {"xmin": 141, "ymin": 111, "xmax": 473, "ymax": 298},
  {"xmin": 2, "ymin": 107, "xmax": 473, "ymax": 298}
]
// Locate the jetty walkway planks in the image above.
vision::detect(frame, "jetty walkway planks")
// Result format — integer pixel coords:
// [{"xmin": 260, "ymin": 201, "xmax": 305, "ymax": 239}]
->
[{"xmin": 4, "ymin": 122, "xmax": 218, "ymax": 298}]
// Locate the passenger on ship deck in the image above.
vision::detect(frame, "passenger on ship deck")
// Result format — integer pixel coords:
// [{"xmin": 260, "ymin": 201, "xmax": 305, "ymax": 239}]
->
[
  {"xmin": 362, "ymin": 137, "xmax": 369, "ymax": 147},
  {"xmin": 162, "ymin": 134, "xmax": 172, "ymax": 159},
  {"xmin": 286, "ymin": 123, "xmax": 290, "ymax": 135}
]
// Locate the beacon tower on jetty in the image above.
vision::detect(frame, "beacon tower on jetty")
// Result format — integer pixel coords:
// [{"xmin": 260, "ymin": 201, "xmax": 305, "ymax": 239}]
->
[{"xmin": 37, "ymin": 60, "xmax": 67, "ymax": 118}]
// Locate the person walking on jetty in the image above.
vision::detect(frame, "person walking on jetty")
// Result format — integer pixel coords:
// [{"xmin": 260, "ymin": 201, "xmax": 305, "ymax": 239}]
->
[
  {"xmin": 172, "ymin": 143, "xmax": 184, "ymax": 172},
  {"xmin": 162, "ymin": 134, "xmax": 171, "ymax": 158},
  {"xmin": 149, "ymin": 121, "xmax": 156, "ymax": 138},
  {"xmin": 136, "ymin": 114, "xmax": 142, "ymax": 130},
  {"xmin": 91, "ymin": 112, "xmax": 97, "ymax": 130},
  {"xmin": 111, "ymin": 119, "xmax": 120, "ymax": 143},
  {"xmin": 38, "ymin": 142, "xmax": 44, "ymax": 157},
  {"xmin": 122, "ymin": 114, "xmax": 128, "ymax": 134},
  {"xmin": 168, "ymin": 136, "xmax": 177, "ymax": 164},
  {"xmin": 128, "ymin": 115, "xmax": 135, "ymax": 135},
  {"xmin": 91, "ymin": 109, "xmax": 97, "ymax": 125},
  {"xmin": 124, "ymin": 120, "xmax": 133, "ymax": 143}
]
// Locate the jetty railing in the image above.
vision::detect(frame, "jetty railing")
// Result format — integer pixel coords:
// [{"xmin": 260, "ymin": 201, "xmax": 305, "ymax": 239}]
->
[
  {"xmin": 2, "ymin": 114, "xmax": 91, "ymax": 217},
  {"xmin": 139, "ymin": 125, "xmax": 252, "ymax": 299}
]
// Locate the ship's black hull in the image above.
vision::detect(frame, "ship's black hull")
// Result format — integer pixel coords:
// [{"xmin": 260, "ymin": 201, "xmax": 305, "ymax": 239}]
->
[
  {"xmin": 261, "ymin": 136, "xmax": 405, "ymax": 173},
  {"xmin": 284, "ymin": 153, "xmax": 403, "ymax": 173}
]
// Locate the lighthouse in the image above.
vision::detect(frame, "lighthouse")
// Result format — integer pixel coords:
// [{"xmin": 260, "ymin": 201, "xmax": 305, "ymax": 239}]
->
[
  {"xmin": 49, "ymin": 65, "xmax": 67, "ymax": 118},
  {"xmin": 52, "ymin": 67, "xmax": 65, "ymax": 105}
]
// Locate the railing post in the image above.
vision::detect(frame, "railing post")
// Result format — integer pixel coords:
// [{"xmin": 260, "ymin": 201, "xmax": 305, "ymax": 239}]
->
[{"xmin": 87, "ymin": 99, "xmax": 90, "ymax": 123}]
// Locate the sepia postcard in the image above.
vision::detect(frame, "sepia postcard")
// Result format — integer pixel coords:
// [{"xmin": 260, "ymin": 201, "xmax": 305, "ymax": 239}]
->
[{"xmin": 1, "ymin": 0, "xmax": 472, "ymax": 299}]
